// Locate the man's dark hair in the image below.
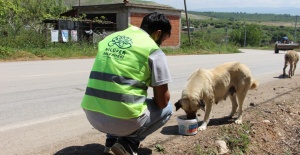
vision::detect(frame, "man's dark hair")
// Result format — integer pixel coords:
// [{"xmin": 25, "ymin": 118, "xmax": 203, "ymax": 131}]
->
[{"xmin": 140, "ymin": 12, "xmax": 172, "ymax": 36}]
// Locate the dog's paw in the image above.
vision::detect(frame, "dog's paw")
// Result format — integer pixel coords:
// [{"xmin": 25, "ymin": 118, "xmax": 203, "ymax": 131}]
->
[
  {"xmin": 198, "ymin": 125, "xmax": 207, "ymax": 131},
  {"xmin": 235, "ymin": 119, "xmax": 243, "ymax": 124}
]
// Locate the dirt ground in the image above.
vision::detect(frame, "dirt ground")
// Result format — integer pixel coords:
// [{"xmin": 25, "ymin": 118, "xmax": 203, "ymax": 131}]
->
[
  {"xmin": 52, "ymin": 74, "xmax": 300, "ymax": 155},
  {"xmin": 139, "ymin": 74, "xmax": 300, "ymax": 155}
]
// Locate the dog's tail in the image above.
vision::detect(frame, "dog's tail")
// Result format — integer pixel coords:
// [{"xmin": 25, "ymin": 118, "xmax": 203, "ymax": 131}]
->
[{"xmin": 250, "ymin": 80, "xmax": 259, "ymax": 89}]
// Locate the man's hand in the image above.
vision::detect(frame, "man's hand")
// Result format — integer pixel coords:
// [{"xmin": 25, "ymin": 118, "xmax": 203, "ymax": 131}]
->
[{"xmin": 153, "ymin": 84, "xmax": 170, "ymax": 109}]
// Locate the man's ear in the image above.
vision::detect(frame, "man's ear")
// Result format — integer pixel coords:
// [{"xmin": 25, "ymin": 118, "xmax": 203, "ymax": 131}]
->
[
  {"xmin": 156, "ymin": 30, "xmax": 162, "ymax": 39},
  {"xmin": 174, "ymin": 100, "xmax": 182, "ymax": 111},
  {"xmin": 151, "ymin": 30, "xmax": 162, "ymax": 41}
]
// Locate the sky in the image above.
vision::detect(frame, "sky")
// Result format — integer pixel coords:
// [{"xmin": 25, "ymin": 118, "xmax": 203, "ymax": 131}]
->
[
  {"xmin": 149, "ymin": 0, "xmax": 300, "ymax": 14},
  {"xmin": 149, "ymin": 0, "xmax": 300, "ymax": 10}
]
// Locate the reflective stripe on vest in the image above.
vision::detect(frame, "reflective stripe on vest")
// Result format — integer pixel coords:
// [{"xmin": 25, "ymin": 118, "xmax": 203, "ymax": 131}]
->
[
  {"xmin": 89, "ymin": 71, "xmax": 148, "ymax": 90},
  {"xmin": 85, "ymin": 87, "xmax": 146, "ymax": 103}
]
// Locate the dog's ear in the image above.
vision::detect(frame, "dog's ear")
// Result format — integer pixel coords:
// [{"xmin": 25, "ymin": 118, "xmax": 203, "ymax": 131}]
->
[{"xmin": 174, "ymin": 100, "xmax": 182, "ymax": 111}]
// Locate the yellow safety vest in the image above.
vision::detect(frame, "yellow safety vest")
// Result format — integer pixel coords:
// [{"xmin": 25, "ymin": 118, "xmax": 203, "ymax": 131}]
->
[{"xmin": 81, "ymin": 26, "xmax": 160, "ymax": 119}]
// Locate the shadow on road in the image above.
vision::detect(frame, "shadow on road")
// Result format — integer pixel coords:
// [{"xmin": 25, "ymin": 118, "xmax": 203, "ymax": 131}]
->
[
  {"xmin": 275, "ymin": 74, "xmax": 300, "ymax": 79},
  {"xmin": 160, "ymin": 124, "xmax": 179, "ymax": 135},
  {"xmin": 54, "ymin": 143, "xmax": 104, "ymax": 155},
  {"xmin": 207, "ymin": 117, "xmax": 235, "ymax": 127},
  {"xmin": 54, "ymin": 143, "xmax": 153, "ymax": 155},
  {"xmin": 274, "ymin": 74, "xmax": 288, "ymax": 79},
  {"xmin": 161, "ymin": 117, "xmax": 234, "ymax": 136},
  {"xmin": 54, "ymin": 118, "xmax": 234, "ymax": 155}
]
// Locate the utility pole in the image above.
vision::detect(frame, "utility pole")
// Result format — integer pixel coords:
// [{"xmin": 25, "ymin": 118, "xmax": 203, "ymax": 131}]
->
[
  {"xmin": 184, "ymin": 0, "xmax": 191, "ymax": 45},
  {"xmin": 225, "ymin": 26, "xmax": 228, "ymax": 45},
  {"xmin": 244, "ymin": 22, "xmax": 246, "ymax": 47},
  {"xmin": 79, "ymin": 0, "xmax": 80, "ymax": 6},
  {"xmin": 294, "ymin": 16, "xmax": 298, "ymax": 42}
]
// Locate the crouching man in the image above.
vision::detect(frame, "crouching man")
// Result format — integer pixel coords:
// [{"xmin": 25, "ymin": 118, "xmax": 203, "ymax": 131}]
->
[{"xmin": 81, "ymin": 12, "xmax": 173, "ymax": 155}]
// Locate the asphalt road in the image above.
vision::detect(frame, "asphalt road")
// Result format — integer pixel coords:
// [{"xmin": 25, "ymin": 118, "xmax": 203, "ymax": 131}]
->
[{"xmin": 0, "ymin": 49, "xmax": 289, "ymax": 154}]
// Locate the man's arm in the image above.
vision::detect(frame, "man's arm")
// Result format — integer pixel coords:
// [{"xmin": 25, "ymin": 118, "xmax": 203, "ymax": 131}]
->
[{"xmin": 153, "ymin": 84, "xmax": 170, "ymax": 109}]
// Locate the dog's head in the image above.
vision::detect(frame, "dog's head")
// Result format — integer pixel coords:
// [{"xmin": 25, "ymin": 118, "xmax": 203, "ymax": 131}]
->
[{"xmin": 174, "ymin": 97, "xmax": 205, "ymax": 119}]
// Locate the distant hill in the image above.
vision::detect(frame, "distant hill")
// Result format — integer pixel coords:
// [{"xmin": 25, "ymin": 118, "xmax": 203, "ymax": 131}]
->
[
  {"xmin": 187, "ymin": 11, "xmax": 298, "ymax": 23},
  {"xmin": 195, "ymin": 7, "xmax": 300, "ymax": 16}
]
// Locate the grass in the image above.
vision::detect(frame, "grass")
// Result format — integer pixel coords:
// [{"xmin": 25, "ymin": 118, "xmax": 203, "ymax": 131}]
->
[
  {"xmin": 191, "ymin": 121, "xmax": 252, "ymax": 155},
  {"xmin": 0, "ymin": 40, "xmax": 241, "ymax": 61},
  {"xmin": 196, "ymin": 147, "xmax": 218, "ymax": 155},
  {"xmin": 0, "ymin": 42, "xmax": 98, "ymax": 61},
  {"xmin": 220, "ymin": 121, "xmax": 252, "ymax": 154},
  {"xmin": 1, "ymin": 27, "xmax": 280, "ymax": 61},
  {"xmin": 0, "ymin": 26, "xmax": 244, "ymax": 61}
]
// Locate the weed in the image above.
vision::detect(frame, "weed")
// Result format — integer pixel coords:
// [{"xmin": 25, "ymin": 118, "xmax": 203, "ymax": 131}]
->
[
  {"xmin": 284, "ymin": 149, "xmax": 292, "ymax": 155},
  {"xmin": 154, "ymin": 144, "xmax": 166, "ymax": 154}
]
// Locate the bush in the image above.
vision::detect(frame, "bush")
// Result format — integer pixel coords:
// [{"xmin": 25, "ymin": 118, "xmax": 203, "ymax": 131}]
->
[{"xmin": 0, "ymin": 46, "xmax": 15, "ymax": 59}]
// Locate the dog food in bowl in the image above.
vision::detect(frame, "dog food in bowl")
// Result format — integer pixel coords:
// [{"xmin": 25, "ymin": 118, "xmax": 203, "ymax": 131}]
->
[{"xmin": 176, "ymin": 115, "xmax": 198, "ymax": 136}]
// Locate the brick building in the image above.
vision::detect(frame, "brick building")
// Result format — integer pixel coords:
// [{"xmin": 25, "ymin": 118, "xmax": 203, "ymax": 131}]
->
[{"xmin": 69, "ymin": 2, "xmax": 182, "ymax": 48}]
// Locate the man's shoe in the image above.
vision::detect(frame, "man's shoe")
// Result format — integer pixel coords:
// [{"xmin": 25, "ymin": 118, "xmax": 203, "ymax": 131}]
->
[
  {"xmin": 103, "ymin": 147, "xmax": 111, "ymax": 154},
  {"xmin": 104, "ymin": 137, "xmax": 118, "ymax": 153},
  {"xmin": 111, "ymin": 138, "xmax": 138, "ymax": 155}
]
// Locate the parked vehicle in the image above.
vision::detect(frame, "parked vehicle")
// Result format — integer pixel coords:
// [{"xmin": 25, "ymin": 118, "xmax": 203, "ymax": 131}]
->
[
  {"xmin": 274, "ymin": 36, "xmax": 299, "ymax": 53},
  {"xmin": 274, "ymin": 42, "xmax": 299, "ymax": 53}
]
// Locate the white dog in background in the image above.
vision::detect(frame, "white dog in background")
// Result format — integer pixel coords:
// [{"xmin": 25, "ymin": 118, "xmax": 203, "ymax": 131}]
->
[{"xmin": 175, "ymin": 62, "xmax": 259, "ymax": 131}]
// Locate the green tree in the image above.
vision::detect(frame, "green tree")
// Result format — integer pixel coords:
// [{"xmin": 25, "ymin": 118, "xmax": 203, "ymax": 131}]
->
[
  {"xmin": 246, "ymin": 24, "xmax": 263, "ymax": 46},
  {"xmin": 0, "ymin": 0, "xmax": 26, "ymax": 35},
  {"xmin": 24, "ymin": 0, "xmax": 67, "ymax": 33},
  {"xmin": 229, "ymin": 23, "xmax": 263, "ymax": 47},
  {"xmin": 0, "ymin": 0, "xmax": 67, "ymax": 35},
  {"xmin": 229, "ymin": 28, "xmax": 243, "ymax": 46}
]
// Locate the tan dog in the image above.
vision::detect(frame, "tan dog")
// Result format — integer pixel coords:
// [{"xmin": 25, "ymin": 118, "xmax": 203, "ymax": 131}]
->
[
  {"xmin": 283, "ymin": 50, "xmax": 299, "ymax": 78},
  {"xmin": 175, "ymin": 62, "xmax": 259, "ymax": 131}
]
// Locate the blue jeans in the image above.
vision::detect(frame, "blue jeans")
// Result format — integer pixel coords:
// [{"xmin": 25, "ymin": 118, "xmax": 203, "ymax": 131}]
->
[{"xmin": 107, "ymin": 98, "xmax": 173, "ymax": 142}]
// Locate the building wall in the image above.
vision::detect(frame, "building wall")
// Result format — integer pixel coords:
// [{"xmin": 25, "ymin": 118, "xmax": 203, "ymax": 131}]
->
[
  {"xmin": 130, "ymin": 12, "xmax": 181, "ymax": 48},
  {"xmin": 73, "ymin": 5, "xmax": 181, "ymax": 48}
]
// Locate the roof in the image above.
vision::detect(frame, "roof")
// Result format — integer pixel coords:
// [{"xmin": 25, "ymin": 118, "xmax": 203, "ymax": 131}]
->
[
  {"xmin": 42, "ymin": 19, "xmax": 114, "ymax": 24},
  {"xmin": 72, "ymin": 3, "xmax": 181, "ymax": 12}
]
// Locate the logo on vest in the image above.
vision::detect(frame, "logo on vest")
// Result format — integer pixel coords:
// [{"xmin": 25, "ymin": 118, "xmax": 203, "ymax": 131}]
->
[
  {"xmin": 108, "ymin": 35, "xmax": 132, "ymax": 49},
  {"xmin": 103, "ymin": 35, "xmax": 132, "ymax": 59}
]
